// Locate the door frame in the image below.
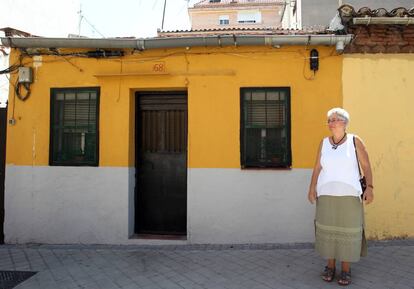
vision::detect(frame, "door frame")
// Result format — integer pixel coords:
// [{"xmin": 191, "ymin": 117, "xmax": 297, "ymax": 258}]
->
[{"xmin": 134, "ymin": 91, "xmax": 188, "ymax": 238}]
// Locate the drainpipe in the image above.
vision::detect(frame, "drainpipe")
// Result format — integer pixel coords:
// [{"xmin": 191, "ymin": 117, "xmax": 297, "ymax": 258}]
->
[
  {"xmin": 1, "ymin": 35, "xmax": 352, "ymax": 52},
  {"xmin": 352, "ymin": 17, "xmax": 414, "ymax": 25}
]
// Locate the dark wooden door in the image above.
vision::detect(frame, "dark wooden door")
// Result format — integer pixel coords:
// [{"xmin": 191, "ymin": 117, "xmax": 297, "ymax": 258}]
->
[
  {"xmin": 0, "ymin": 107, "xmax": 7, "ymax": 244},
  {"xmin": 135, "ymin": 92, "xmax": 187, "ymax": 235}
]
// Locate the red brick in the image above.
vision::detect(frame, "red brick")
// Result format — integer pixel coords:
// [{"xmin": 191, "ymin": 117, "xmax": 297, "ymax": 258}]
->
[
  {"xmin": 385, "ymin": 45, "xmax": 401, "ymax": 53},
  {"xmin": 364, "ymin": 40, "xmax": 384, "ymax": 47},
  {"xmin": 344, "ymin": 45, "xmax": 361, "ymax": 54},
  {"xmin": 371, "ymin": 45, "xmax": 387, "ymax": 53},
  {"xmin": 359, "ymin": 46, "xmax": 372, "ymax": 53},
  {"xmin": 385, "ymin": 36, "xmax": 403, "ymax": 42},
  {"xmin": 370, "ymin": 34, "xmax": 387, "ymax": 41},
  {"xmin": 343, "ymin": 46, "xmax": 353, "ymax": 54},
  {"xmin": 386, "ymin": 27, "xmax": 403, "ymax": 33},
  {"xmin": 354, "ymin": 37, "xmax": 370, "ymax": 45},
  {"xmin": 401, "ymin": 45, "xmax": 414, "ymax": 53},
  {"xmin": 387, "ymin": 41, "xmax": 409, "ymax": 46},
  {"xmin": 404, "ymin": 27, "xmax": 414, "ymax": 34},
  {"xmin": 368, "ymin": 27, "xmax": 387, "ymax": 34}
]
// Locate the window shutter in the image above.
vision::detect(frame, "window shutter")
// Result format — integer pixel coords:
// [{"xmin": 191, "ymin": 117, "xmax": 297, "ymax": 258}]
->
[
  {"xmin": 237, "ymin": 10, "xmax": 261, "ymax": 23},
  {"xmin": 241, "ymin": 88, "xmax": 291, "ymax": 168},
  {"xmin": 51, "ymin": 88, "xmax": 99, "ymax": 166}
]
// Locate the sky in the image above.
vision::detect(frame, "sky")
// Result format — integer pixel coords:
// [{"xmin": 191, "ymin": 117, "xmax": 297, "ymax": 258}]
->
[
  {"xmin": 0, "ymin": 0, "xmax": 200, "ymax": 38},
  {"xmin": 0, "ymin": 0, "xmax": 200, "ymax": 106},
  {"xmin": 79, "ymin": 0, "xmax": 199, "ymax": 38}
]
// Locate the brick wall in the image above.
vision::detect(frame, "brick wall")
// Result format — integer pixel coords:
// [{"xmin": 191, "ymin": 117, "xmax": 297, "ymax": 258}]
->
[{"xmin": 345, "ymin": 25, "xmax": 414, "ymax": 53}]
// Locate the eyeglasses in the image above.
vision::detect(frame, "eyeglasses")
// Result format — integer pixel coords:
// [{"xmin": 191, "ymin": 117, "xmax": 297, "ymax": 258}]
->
[{"xmin": 327, "ymin": 118, "xmax": 344, "ymax": 124}]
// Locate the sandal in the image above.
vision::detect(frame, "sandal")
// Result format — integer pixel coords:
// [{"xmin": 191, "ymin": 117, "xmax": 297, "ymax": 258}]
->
[
  {"xmin": 321, "ymin": 266, "xmax": 336, "ymax": 282},
  {"xmin": 338, "ymin": 270, "xmax": 351, "ymax": 286}
]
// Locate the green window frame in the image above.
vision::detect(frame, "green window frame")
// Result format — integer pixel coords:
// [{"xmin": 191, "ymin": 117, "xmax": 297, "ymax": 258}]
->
[
  {"xmin": 50, "ymin": 87, "xmax": 99, "ymax": 166},
  {"xmin": 240, "ymin": 87, "xmax": 291, "ymax": 168}
]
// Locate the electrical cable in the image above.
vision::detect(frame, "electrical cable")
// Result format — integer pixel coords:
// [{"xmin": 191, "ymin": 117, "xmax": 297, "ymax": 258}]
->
[
  {"xmin": 0, "ymin": 63, "xmax": 20, "ymax": 74},
  {"xmin": 14, "ymin": 78, "xmax": 31, "ymax": 101}
]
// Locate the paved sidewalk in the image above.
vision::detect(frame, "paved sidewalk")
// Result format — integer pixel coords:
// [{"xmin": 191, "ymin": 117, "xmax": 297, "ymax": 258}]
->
[{"xmin": 0, "ymin": 240, "xmax": 413, "ymax": 289}]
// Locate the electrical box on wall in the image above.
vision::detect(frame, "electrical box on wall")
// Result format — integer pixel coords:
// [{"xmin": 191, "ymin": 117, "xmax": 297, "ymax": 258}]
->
[{"xmin": 18, "ymin": 67, "xmax": 33, "ymax": 83}]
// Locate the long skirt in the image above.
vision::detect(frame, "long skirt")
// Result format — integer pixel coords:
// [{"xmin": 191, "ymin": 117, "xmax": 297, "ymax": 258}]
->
[{"xmin": 315, "ymin": 195, "xmax": 367, "ymax": 262}]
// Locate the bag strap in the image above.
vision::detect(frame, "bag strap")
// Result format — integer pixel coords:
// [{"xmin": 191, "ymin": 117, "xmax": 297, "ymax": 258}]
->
[{"xmin": 353, "ymin": 136, "xmax": 363, "ymax": 178}]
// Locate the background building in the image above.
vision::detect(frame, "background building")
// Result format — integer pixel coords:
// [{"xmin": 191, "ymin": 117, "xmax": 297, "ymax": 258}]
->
[{"xmin": 189, "ymin": 0, "xmax": 286, "ymax": 30}]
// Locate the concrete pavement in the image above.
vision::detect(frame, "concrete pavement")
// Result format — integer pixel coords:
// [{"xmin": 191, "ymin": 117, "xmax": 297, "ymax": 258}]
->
[{"xmin": 0, "ymin": 240, "xmax": 413, "ymax": 289}]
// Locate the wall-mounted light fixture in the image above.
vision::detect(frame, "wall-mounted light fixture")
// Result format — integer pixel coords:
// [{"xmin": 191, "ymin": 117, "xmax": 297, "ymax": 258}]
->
[{"xmin": 310, "ymin": 49, "xmax": 319, "ymax": 72}]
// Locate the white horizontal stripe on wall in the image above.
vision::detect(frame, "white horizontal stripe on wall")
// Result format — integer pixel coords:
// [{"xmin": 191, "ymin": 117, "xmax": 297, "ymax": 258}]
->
[
  {"xmin": 187, "ymin": 168, "xmax": 314, "ymax": 244},
  {"xmin": 5, "ymin": 166, "xmax": 315, "ymax": 245},
  {"xmin": 4, "ymin": 166, "xmax": 134, "ymax": 244}
]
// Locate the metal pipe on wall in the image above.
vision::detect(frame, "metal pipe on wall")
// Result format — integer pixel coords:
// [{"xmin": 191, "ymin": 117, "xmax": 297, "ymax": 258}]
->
[{"xmin": 1, "ymin": 35, "xmax": 352, "ymax": 52}]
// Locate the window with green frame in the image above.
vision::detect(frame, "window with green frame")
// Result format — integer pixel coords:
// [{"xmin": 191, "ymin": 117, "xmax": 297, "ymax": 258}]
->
[
  {"xmin": 50, "ymin": 87, "xmax": 99, "ymax": 166},
  {"xmin": 241, "ymin": 87, "xmax": 291, "ymax": 168}
]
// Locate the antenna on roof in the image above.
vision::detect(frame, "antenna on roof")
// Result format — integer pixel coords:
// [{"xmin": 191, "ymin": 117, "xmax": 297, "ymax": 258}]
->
[
  {"xmin": 78, "ymin": 3, "xmax": 105, "ymax": 38},
  {"xmin": 78, "ymin": 4, "xmax": 83, "ymax": 37},
  {"xmin": 162, "ymin": 0, "xmax": 167, "ymax": 30}
]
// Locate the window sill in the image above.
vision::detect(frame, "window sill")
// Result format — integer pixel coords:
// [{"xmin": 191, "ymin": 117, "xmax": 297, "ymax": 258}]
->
[
  {"xmin": 131, "ymin": 234, "xmax": 187, "ymax": 241},
  {"xmin": 241, "ymin": 166, "xmax": 292, "ymax": 171},
  {"xmin": 49, "ymin": 163, "xmax": 99, "ymax": 167}
]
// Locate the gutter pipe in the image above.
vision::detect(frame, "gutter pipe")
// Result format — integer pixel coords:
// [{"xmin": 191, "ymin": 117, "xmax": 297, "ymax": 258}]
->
[
  {"xmin": 352, "ymin": 17, "xmax": 414, "ymax": 25},
  {"xmin": 1, "ymin": 35, "xmax": 352, "ymax": 52}
]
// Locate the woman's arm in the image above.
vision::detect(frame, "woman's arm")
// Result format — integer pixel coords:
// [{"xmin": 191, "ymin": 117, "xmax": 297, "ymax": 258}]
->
[
  {"xmin": 308, "ymin": 140, "xmax": 323, "ymax": 204},
  {"xmin": 355, "ymin": 136, "xmax": 374, "ymax": 204}
]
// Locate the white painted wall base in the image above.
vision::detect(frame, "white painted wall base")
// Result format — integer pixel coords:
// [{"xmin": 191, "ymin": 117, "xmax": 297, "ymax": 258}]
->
[
  {"xmin": 5, "ymin": 166, "xmax": 315, "ymax": 245},
  {"xmin": 5, "ymin": 166, "xmax": 134, "ymax": 244},
  {"xmin": 187, "ymin": 168, "xmax": 315, "ymax": 244}
]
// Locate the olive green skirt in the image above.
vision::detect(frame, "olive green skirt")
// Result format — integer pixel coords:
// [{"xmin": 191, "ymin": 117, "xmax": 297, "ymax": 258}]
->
[{"xmin": 315, "ymin": 195, "xmax": 367, "ymax": 262}]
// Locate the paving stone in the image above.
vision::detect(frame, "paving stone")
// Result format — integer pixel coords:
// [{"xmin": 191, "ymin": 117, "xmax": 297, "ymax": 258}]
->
[{"xmin": 1, "ymin": 240, "xmax": 413, "ymax": 289}]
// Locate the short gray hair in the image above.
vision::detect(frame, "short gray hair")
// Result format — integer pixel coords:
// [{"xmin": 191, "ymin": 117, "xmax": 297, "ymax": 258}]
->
[{"xmin": 327, "ymin": 107, "xmax": 350, "ymax": 124}]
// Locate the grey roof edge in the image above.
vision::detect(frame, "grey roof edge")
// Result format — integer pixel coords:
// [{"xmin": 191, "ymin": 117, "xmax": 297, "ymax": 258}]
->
[{"xmin": 1, "ymin": 35, "xmax": 352, "ymax": 52}]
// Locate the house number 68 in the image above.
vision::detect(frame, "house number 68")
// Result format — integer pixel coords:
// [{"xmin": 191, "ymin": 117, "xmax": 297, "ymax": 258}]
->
[{"xmin": 153, "ymin": 63, "xmax": 165, "ymax": 72}]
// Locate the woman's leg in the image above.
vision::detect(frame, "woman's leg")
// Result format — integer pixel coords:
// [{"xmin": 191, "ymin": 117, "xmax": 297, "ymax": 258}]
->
[
  {"xmin": 338, "ymin": 261, "xmax": 352, "ymax": 285},
  {"xmin": 328, "ymin": 259, "xmax": 336, "ymax": 269},
  {"xmin": 321, "ymin": 259, "xmax": 336, "ymax": 282},
  {"xmin": 341, "ymin": 261, "xmax": 350, "ymax": 272}
]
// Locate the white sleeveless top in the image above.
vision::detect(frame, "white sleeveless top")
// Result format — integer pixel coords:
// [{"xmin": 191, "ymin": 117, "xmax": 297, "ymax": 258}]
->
[{"xmin": 317, "ymin": 133, "xmax": 362, "ymax": 197}]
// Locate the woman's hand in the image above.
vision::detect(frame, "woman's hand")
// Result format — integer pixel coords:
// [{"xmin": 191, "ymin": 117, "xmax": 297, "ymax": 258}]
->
[
  {"xmin": 308, "ymin": 189, "xmax": 317, "ymax": 204},
  {"xmin": 363, "ymin": 188, "xmax": 374, "ymax": 204}
]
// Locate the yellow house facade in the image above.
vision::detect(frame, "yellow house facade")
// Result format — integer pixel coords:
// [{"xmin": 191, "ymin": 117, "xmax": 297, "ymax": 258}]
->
[
  {"xmin": 340, "ymin": 10, "xmax": 414, "ymax": 240},
  {"xmin": 1, "ymin": 34, "xmax": 351, "ymax": 245},
  {"xmin": 343, "ymin": 55, "xmax": 414, "ymax": 240},
  {"xmin": 2, "ymin": 22, "xmax": 413, "ymax": 244}
]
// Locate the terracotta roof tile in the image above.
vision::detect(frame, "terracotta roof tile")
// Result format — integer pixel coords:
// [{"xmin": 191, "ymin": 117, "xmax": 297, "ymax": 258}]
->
[
  {"xmin": 158, "ymin": 27, "xmax": 328, "ymax": 37},
  {"xmin": 0, "ymin": 27, "xmax": 38, "ymax": 37},
  {"xmin": 339, "ymin": 5, "xmax": 414, "ymax": 21}
]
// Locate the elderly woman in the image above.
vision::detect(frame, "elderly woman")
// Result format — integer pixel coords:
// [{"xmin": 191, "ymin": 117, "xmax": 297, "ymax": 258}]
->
[{"xmin": 308, "ymin": 107, "xmax": 374, "ymax": 286}]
